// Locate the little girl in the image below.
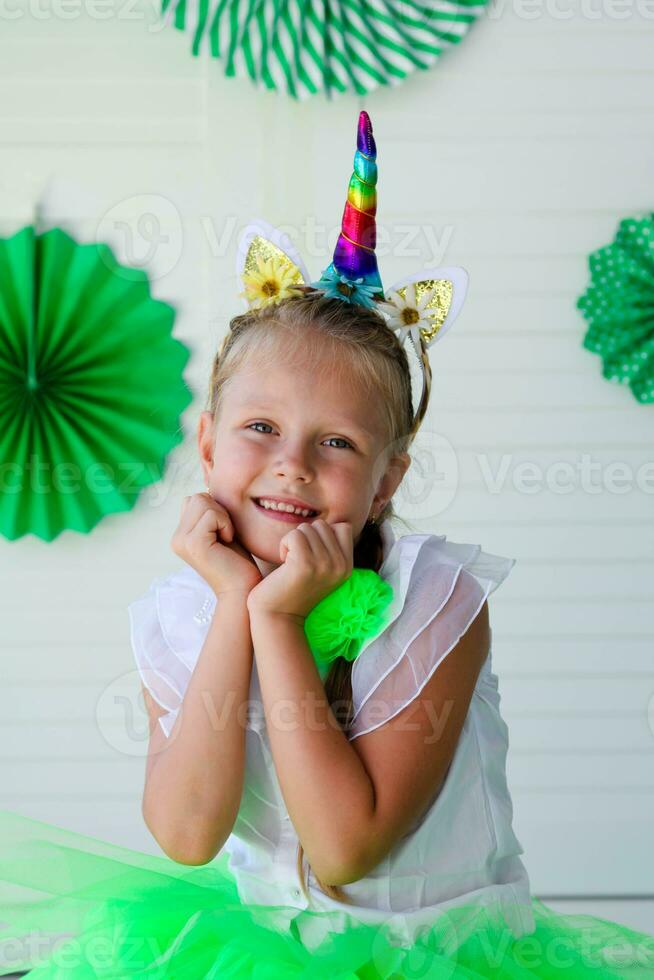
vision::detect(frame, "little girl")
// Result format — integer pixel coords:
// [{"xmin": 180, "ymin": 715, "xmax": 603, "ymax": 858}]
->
[{"xmin": 1, "ymin": 111, "xmax": 652, "ymax": 979}]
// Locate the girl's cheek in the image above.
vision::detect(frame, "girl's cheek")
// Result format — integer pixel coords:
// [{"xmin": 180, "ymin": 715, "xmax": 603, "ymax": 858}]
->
[
  {"xmin": 239, "ymin": 444, "xmax": 266, "ymax": 467},
  {"xmin": 225, "ymin": 436, "xmax": 260, "ymax": 463}
]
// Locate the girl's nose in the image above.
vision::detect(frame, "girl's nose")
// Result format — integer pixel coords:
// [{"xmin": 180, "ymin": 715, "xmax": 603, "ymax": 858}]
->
[{"xmin": 274, "ymin": 444, "xmax": 315, "ymax": 481}]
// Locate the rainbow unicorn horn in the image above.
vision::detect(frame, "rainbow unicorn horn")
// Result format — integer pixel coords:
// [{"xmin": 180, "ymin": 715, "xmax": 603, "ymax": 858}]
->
[{"xmin": 313, "ymin": 111, "xmax": 384, "ymax": 305}]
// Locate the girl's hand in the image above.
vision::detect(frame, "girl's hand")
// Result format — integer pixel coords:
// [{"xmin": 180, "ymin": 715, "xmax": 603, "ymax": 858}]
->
[
  {"xmin": 170, "ymin": 493, "xmax": 263, "ymax": 598},
  {"xmin": 246, "ymin": 519, "xmax": 354, "ymax": 621}
]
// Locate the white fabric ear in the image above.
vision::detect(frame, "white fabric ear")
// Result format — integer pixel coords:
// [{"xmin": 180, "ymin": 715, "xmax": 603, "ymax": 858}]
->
[{"xmin": 348, "ymin": 536, "xmax": 515, "ymax": 740}]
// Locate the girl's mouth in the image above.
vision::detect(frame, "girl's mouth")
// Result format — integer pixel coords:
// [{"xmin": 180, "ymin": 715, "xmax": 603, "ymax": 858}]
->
[{"xmin": 252, "ymin": 499, "xmax": 319, "ymax": 524}]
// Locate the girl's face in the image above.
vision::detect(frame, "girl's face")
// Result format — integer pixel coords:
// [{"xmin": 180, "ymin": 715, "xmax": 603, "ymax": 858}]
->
[{"xmin": 198, "ymin": 351, "xmax": 410, "ymax": 577}]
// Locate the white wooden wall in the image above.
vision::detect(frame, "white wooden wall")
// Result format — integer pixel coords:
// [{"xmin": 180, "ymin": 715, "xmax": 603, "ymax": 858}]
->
[{"xmin": 1, "ymin": 0, "xmax": 653, "ymax": 932}]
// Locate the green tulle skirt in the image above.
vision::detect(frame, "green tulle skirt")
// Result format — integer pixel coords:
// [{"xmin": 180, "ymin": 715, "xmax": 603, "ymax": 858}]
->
[{"xmin": 0, "ymin": 810, "xmax": 652, "ymax": 979}]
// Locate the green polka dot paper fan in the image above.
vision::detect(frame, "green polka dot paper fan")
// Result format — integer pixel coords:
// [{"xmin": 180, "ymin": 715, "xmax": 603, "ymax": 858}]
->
[
  {"xmin": 159, "ymin": 0, "xmax": 491, "ymax": 100},
  {"xmin": 0, "ymin": 225, "xmax": 193, "ymax": 542},
  {"xmin": 576, "ymin": 214, "xmax": 654, "ymax": 404}
]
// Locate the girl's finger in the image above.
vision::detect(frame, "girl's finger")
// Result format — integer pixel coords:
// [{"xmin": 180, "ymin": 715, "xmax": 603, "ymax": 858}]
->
[
  {"xmin": 306, "ymin": 519, "xmax": 342, "ymax": 566},
  {"xmin": 279, "ymin": 526, "xmax": 312, "ymax": 563},
  {"xmin": 279, "ymin": 529, "xmax": 293, "ymax": 562},
  {"xmin": 183, "ymin": 497, "xmax": 233, "ymax": 540},
  {"xmin": 180, "ymin": 494, "xmax": 209, "ymax": 520},
  {"xmin": 192, "ymin": 507, "xmax": 233, "ymax": 544},
  {"xmin": 332, "ymin": 522, "xmax": 354, "ymax": 566},
  {"xmin": 298, "ymin": 522, "xmax": 332, "ymax": 566},
  {"xmin": 179, "ymin": 496, "xmax": 206, "ymax": 531}
]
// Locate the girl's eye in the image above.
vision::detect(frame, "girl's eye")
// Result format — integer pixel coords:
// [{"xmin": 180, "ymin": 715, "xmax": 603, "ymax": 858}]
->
[
  {"xmin": 324, "ymin": 437, "xmax": 353, "ymax": 450},
  {"xmin": 246, "ymin": 423, "xmax": 353, "ymax": 450}
]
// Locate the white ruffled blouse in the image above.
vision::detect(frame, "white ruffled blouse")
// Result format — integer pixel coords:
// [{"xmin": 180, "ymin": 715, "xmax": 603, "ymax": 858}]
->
[{"xmin": 128, "ymin": 520, "xmax": 536, "ymax": 949}]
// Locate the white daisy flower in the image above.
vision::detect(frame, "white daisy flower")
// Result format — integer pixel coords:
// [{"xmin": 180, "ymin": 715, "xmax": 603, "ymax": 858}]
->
[{"xmin": 378, "ymin": 283, "xmax": 437, "ymax": 352}]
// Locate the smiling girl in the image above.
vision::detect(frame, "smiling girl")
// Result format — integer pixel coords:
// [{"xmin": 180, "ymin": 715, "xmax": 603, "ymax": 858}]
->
[{"xmin": 1, "ymin": 111, "xmax": 651, "ymax": 980}]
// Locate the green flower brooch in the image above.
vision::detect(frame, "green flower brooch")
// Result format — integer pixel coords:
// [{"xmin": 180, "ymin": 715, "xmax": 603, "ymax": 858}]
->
[{"xmin": 304, "ymin": 568, "xmax": 394, "ymax": 670}]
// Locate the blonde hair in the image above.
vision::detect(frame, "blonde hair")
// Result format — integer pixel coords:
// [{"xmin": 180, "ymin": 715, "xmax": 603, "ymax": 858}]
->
[{"xmin": 206, "ymin": 289, "xmax": 421, "ymax": 905}]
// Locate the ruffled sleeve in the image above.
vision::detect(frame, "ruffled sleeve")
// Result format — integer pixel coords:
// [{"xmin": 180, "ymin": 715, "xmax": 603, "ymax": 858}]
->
[
  {"xmin": 348, "ymin": 531, "xmax": 516, "ymax": 740},
  {"xmin": 128, "ymin": 565, "xmax": 217, "ymax": 738}
]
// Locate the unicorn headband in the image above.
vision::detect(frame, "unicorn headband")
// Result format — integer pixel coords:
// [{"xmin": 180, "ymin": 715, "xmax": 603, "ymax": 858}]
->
[{"xmin": 236, "ymin": 110, "xmax": 468, "ymax": 442}]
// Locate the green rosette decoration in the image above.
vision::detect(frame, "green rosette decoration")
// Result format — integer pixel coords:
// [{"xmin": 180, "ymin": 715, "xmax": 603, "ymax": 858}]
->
[
  {"xmin": 159, "ymin": 0, "xmax": 491, "ymax": 101},
  {"xmin": 304, "ymin": 568, "xmax": 394, "ymax": 669},
  {"xmin": 576, "ymin": 213, "xmax": 654, "ymax": 404},
  {"xmin": 0, "ymin": 225, "xmax": 193, "ymax": 542}
]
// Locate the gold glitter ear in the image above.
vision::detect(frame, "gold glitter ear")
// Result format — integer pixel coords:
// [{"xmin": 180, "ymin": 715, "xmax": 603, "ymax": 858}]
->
[
  {"xmin": 238, "ymin": 221, "xmax": 310, "ymax": 311},
  {"xmin": 243, "ymin": 237, "xmax": 305, "ymax": 287},
  {"xmin": 382, "ymin": 268, "xmax": 468, "ymax": 348}
]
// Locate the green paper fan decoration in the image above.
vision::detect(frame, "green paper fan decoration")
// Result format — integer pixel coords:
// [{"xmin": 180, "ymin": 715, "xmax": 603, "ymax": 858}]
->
[
  {"xmin": 0, "ymin": 225, "xmax": 193, "ymax": 542},
  {"xmin": 304, "ymin": 568, "xmax": 394, "ymax": 669},
  {"xmin": 577, "ymin": 214, "xmax": 654, "ymax": 404},
  {"xmin": 159, "ymin": 0, "xmax": 491, "ymax": 101}
]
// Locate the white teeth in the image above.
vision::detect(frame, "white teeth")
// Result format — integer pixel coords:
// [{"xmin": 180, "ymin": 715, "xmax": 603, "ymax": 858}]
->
[{"xmin": 257, "ymin": 499, "xmax": 316, "ymax": 517}]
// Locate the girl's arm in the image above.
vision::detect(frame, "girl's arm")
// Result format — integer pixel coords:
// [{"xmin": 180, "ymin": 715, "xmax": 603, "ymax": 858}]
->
[
  {"xmin": 248, "ymin": 609, "xmax": 375, "ymax": 885},
  {"xmin": 142, "ymin": 591, "xmax": 253, "ymax": 865},
  {"xmin": 250, "ymin": 594, "xmax": 489, "ymax": 887}
]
